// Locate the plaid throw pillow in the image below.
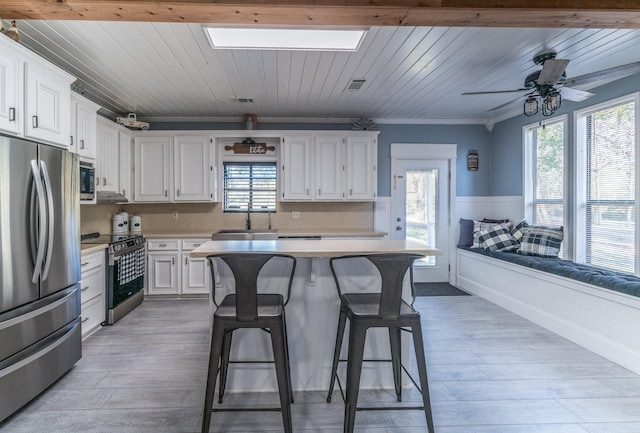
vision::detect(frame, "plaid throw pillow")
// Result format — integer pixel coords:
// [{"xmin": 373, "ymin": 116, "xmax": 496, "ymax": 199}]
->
[
  {"xmin": 472, "ymin": 221, "xmax": 511, "ymax": 248},
  {"xmin": 510, "ymin": 219, "xmax": 529, "ymax": 242},
  {"xmin": 518, "ymin": 226, "xmax": 564, "ymax": 257},
  {"xmin": 478, "ymin": 226, "xmax": 519, "ymax": 252}
]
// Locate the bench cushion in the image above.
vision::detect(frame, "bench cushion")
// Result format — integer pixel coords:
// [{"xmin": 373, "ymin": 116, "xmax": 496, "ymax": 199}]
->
[{"xmin": 460, "ymin": 247, "xmax": 640, "ymax": 297}]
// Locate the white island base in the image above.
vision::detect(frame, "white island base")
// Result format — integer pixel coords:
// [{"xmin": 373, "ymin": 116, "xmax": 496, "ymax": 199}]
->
[{"xmin": 192, "ymin": 239, "xmax": 439, "ymax": 393}]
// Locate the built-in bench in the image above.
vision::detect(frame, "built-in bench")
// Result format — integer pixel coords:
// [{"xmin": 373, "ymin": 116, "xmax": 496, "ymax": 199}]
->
[
  {"xmin": 459, "ymin": 246, "xmax": 640, "ymax": 297},
  {"xmin": 456, "ymin": 247, "xmax": 640, "ymax": 375}
]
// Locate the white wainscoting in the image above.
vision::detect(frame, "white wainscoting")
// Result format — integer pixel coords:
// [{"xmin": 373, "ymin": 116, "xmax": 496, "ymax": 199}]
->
[
  {"xmin": 455, "ymin": 195, "xmax": 523, "ymax": 222},
  {"xmin": 456, "ymin": 248, "xmax": 640, "ymax": 376}
]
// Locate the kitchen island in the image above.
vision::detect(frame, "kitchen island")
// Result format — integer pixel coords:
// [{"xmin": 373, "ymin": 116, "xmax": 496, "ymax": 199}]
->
[{"xmin": 191, "ymin": 239, "xmax": 440, "ymax": 393}]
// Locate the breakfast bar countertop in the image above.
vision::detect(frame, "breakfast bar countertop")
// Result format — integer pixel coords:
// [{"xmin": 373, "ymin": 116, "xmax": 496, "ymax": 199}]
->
[
  {"xmin": 143, "ymin": 229, "xmax": 387, "ymax": 239},
  {"xmin": 190, "ymin": 238, "xmax": 440, "ymax": 258}
]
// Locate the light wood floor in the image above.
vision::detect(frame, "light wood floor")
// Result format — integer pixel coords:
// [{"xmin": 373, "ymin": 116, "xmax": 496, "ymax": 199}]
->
[{"xmin": 2, "ymin": 295, "xmax": 640, "ymax": 433}]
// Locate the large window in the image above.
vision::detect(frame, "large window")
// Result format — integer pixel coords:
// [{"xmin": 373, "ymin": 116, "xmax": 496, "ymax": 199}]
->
[
  {"xmin": 577, "ymin": 97, "xmax": 638, "ymax": 273},
  {"xmin": 223, "ymin": 162, "xmax": 277, "ymax": 212},
  {"xmin": 524, "ymin": 117, "xmax": 566, "ymax": 228}
]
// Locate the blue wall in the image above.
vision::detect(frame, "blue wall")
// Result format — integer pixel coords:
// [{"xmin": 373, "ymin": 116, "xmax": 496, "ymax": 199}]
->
[
  {"xmin": 375, "ymin": 124, "xmax": 491, "ymax": 197},
  {"xmin": 491, "ymin": 72, "xmax": 640, "ymax": 196}
]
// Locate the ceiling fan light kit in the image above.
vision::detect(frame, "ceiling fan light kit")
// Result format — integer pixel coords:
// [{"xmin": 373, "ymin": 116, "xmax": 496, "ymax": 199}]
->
[{"xmin": 464, "ymin": 49, "xmax": 640, "ymax": 119}]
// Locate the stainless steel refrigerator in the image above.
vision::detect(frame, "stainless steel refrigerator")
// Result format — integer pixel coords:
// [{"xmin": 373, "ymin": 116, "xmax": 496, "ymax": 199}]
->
[{"xmin": 0, "ymin": 135, "xmax": 81, "ymax": 422}]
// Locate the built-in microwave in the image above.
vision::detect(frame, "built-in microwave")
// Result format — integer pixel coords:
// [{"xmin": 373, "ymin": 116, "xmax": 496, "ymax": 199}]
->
[{"xmin": 79, "ymin": 161, "xmax": 96, "ymax": 202}]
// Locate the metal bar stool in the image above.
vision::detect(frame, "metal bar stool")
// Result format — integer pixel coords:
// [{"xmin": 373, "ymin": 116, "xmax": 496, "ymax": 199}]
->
[
  {"xmin": 326, "ymin": 253, "xmax": 435, "ymax": 433},
  {"xmin": 202, "ymin": 253, "xmax": 297, "ymax": 433}
]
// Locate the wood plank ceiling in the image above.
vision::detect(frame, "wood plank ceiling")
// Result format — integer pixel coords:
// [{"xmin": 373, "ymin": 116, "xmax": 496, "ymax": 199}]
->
[{"xmin": 5, "ymin": 1, "xmax": 640, "ymax": 125}]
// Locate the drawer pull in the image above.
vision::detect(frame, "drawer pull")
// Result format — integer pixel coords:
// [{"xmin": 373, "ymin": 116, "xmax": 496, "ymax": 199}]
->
[
  {"xmin": 194, "ymin": 244, "xmax": 201, "ymax": 247},
  {"xmin": 9, "ymin": 107, "xmax": 15, "ymax": 121},
  {"xmin": 81, "ymin": 317, "xmax": 90, "ymax": 323},
  {"xmin": 81, "ymin": 286, "xmax": 90, "ymax": 291},
  {"xmin": 159, "ymin": 243, "xmax": 167, "ymax": 247},
  {"xmin": 81, "ymin": 262, "xmax": 89, "ymax": 266}
]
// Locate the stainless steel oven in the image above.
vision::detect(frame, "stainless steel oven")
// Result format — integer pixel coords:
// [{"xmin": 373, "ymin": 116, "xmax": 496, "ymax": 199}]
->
[{"xmin": 81, "ymin": 233, "xmax": 146, "ymax": 324}]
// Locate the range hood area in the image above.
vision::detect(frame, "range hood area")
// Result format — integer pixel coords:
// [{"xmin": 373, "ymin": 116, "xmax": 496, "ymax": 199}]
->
[{"xmin": 96, "ymin": 191, "xmax": 128, "ymax": 203}]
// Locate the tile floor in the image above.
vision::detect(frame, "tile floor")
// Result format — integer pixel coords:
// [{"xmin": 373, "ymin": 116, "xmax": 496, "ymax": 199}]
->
[{"xmin": 2, "ymin": 295, "xmax": 640, "ymax": 432}]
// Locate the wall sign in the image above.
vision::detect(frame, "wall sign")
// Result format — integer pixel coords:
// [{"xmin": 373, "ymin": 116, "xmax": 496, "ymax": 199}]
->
[
  {"xmin": 467, "ymin": 149, "xmax": 479, "ymax": 171},
  {"xmin": 225, "ymin": 142, "xmax": 275, "ymax": 154}
]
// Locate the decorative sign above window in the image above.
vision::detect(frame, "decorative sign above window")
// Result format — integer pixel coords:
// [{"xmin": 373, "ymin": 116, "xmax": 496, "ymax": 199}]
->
[{"xmin": 225, "ymin": 142, "xmax": 275, "ymax": 154}]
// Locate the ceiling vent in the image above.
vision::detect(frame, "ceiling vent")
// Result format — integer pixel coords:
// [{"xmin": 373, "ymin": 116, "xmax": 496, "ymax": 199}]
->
[
  {"xmin": 232, "ymin": 97, "xmax": 254, "ymax": 103},
  {"xmin": 346, "ymin": 79, "xmax": 366, "ymax": 91}
]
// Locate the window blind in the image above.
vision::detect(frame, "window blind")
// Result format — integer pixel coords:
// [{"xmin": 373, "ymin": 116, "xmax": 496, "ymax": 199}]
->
[
  {"xmin": 532, "ymin": 120, "xmax": 564, "ymax": 227},
  {"xmin": 223, "ymin": 162, "xmax": 277, "ymax": 212},
  {"xmin": 585, "ymin": 101, "xmax": 635, "ymax": 272}
]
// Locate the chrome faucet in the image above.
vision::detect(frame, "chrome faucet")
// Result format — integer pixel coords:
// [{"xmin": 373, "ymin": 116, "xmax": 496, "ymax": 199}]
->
[{"xmin": 246, "ymin": 208, "xmax": 251, "ymax": 230}]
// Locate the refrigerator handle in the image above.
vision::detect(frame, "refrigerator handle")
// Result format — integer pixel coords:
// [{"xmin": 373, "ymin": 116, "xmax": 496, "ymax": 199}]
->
[
  {"xmin": 40, "ymin": 160, "xmax": 55, "ymax": 281},
  {"xmin": 30, "ymin": 160, "xmax": 47, "ymax": 283}
]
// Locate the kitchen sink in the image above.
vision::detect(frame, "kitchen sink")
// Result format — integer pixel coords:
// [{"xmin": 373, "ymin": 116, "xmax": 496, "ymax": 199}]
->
[{"xmin": 211, "ymin": 229, "xmax": 279, "ymax": 240}]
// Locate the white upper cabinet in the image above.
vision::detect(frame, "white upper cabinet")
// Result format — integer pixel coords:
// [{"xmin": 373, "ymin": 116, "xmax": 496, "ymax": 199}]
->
[
  {"xmin": 281, "ymin": 135, "xmax": 313, "ymax": 201},
  {"xmin": 24, "ymin": 56, "xmax": 73, "ymax": 147},
  {"xmin": 119, "ymin": 129, "xmax": 133, "ymax": 201},
  {"xmin": 134, "ymin": 135, "xmax": 172, "ymax": 202},
  {"xmin": 70, "ymin": 93, "xmax": 100, "ymax": 160},
  {"xmin": 174, "ymin": 135, "xmax": 213, "ymax": 202},
  {"xmin": 0, "ymin": 40, "xmax": 22, "ymax": 135},
  {"xmin": 281, "ymin": 132, "xmax": 378, "ymax": 202},
  {"xmin": 96, "ymin": 117, "xmax": 121, "ymax": 193},
  {"xmin": 346, "ymin": 136, "xmax": 377, "ymax": 200},
  {"xmin": 0, "ymin": 36, "xmax": 75, "ymax": 145},
  {"xmin": 314, "ymin": 135, "xmax": 344, "ymax": 200},
  {"xmin": 134, "ymin": 134, "xmax": 216, "ymax": 203}
]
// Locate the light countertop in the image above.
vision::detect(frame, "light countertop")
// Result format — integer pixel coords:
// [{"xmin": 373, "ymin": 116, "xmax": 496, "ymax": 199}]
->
[
  {"xmin": 143, "ymin": 229, "xmax": 387, "ymax": 239},
  {"xmin": 190, "ymin": 238, "xmax": 440, "ymax": 258},
  {"xmin": 81, "ymin": 244, "xmax": 108, "ymax": 255}
]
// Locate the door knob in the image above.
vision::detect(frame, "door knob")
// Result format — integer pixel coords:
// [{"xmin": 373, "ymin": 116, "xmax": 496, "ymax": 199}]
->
[
  {"xmin": 396, "ymin": 226, "xmax": 402, "ymax": 231},
  {"xmin": 396, "ymin": 217, "xmax": 402, "ymax": 222}
]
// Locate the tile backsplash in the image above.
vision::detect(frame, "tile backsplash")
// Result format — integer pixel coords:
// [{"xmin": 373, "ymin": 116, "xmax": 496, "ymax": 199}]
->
[{"xmin": 80, "ymin": 201, "xmax": 374, "ymax": 235}]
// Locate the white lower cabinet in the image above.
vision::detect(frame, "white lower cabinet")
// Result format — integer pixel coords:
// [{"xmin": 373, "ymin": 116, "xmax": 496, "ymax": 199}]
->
[
  {"xmin": 147, "ymin": 238, "xmax": 210, "ymax": 295},
  {"xmin": 80, "ymin": 249, "xmax": 106, "ymax": 340},
  {"xmin": 182, "ymin": 240, "xmax": 211, "ymax": 295}
]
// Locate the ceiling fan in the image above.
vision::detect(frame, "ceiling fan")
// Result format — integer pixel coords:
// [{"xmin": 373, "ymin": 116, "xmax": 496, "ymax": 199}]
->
[{"xmin": 463, "ymin": 51, "xmax": 640, "ymax": 117}]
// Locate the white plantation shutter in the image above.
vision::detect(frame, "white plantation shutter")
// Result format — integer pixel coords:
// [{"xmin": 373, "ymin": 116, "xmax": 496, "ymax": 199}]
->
[
  {"xmin": 585, "ymin": 101, "xmax": 635, "ymax": 272},
  {"xmin": 223, "ymin": 162, "xmax": 277, "ymax": 212}
]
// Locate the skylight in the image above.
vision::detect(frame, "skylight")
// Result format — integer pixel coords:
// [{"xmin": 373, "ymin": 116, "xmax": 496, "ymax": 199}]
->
[{"xmin": 203, "ymin": 27, "xmax": 366, "ymax": 51}]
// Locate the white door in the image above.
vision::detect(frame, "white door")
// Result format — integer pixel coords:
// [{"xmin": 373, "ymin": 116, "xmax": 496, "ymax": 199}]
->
[{"xmin": 392, "ymin": 159, "xmax": 449, "ymax": 282}]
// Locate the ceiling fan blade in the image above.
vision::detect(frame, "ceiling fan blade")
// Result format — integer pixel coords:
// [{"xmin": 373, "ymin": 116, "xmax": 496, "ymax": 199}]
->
[
  {"xmin": 463, "ymin": 89, "xmax": 528, "ymax": 95},
  {"xmin": 560, "ymin": 86, "xmax": 594, "ymax": 102},
  {"xmin": 488, "ymin": 95, "xmax": 527, "ymax": 112},
  {"xmin": 537, "ymin": 59, "xmax": 570, "ymax": 85},
  {"xmin": 564, "ymin": 61, "xmax": 640, "ymax": 87}
]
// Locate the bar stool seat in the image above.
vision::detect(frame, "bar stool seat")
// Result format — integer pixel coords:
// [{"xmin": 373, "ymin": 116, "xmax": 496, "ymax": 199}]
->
[
  {"xmin": 214, "ymin": 293, "xmax": 284, "ymax": 317},
  {"xmin": 202, "ymin": 253, "xmax": 296, "ymax": 433},
  {"xmin": 326, "ymin": 253, "xmax": 435, "ymax": 433}
]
